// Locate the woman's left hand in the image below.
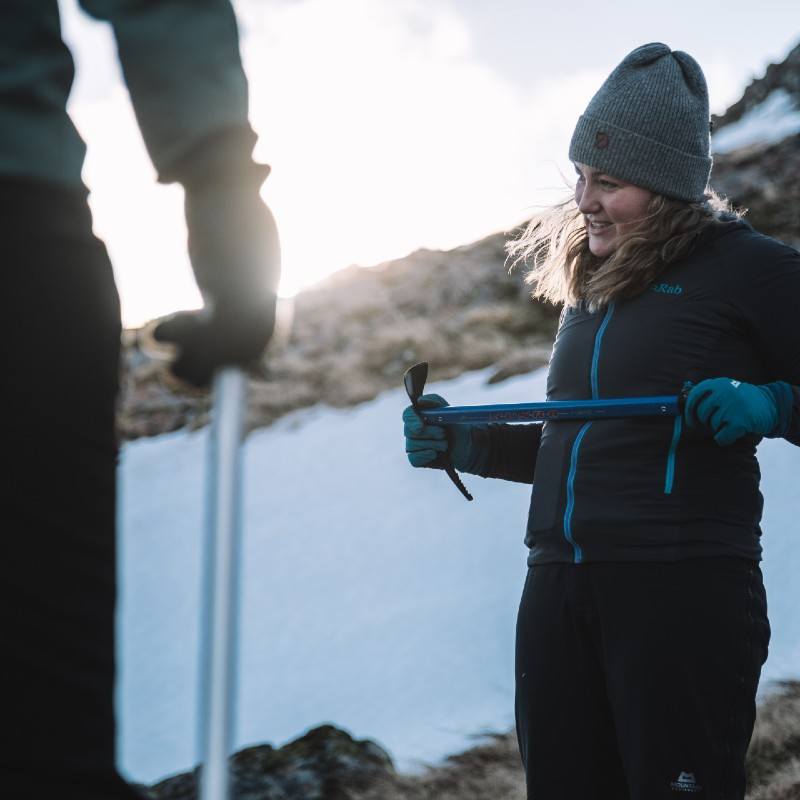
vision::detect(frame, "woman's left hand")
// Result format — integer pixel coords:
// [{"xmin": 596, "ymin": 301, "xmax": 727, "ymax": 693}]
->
[{"xmin": 684, "ymin": 378, "xmax": 778, "ymax": 445}]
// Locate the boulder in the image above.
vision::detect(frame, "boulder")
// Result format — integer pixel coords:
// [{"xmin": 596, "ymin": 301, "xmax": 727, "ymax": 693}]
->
[{"xmin": 145, "ymin": 725, "xmax": 394, "ymax": 800}]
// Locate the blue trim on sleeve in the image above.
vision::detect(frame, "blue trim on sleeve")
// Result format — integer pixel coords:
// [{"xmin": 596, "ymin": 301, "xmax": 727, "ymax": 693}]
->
[{"xmin": 563, "ymin": 422, "xmax": 592, "ymax": 564}]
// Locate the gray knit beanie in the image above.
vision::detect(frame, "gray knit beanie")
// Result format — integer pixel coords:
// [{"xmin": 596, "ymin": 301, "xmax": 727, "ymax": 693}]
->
[{"xmin": 569, "ymin": 42, "xmax": 712, "ymax": 203}]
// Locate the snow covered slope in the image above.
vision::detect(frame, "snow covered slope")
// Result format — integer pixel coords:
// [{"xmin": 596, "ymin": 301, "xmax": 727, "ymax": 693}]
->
[
  {"xmin": 117, "ymin": 368, "xmax": 800, "ymax": 785},
  {"xmin": 712, "ymin": 88, "xmax": 800, "ymax": 154}
]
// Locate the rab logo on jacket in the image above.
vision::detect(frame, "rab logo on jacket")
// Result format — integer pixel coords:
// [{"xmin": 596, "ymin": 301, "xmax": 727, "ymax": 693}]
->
[
  {"xmin": 651, "ymin": 282, "xmax": 683, "ymax": 295},
  {"xmin": 670, "ymin": 771, "xmax": 702, "ymax": 793}
]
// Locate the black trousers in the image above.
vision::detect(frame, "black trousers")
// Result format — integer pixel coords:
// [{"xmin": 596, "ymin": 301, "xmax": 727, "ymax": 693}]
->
[
  {"xmin": 0, "ymin": 179, "xmax": 142, "ymax": 798},
  {"xmin": 515, "ymin": 558, "xmax": 770, "ymax": 800}
]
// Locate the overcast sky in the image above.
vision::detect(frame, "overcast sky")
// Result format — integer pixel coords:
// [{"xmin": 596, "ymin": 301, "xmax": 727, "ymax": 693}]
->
[{"xmin": 58, "ymin": 0, "xmax": 799, "ymax": 326}]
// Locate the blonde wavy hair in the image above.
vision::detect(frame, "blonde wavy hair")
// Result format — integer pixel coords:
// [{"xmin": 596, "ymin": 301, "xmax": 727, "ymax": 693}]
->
[{"xmin": 506, "ymin": 188, "xmax": 742, "ymax": 312}]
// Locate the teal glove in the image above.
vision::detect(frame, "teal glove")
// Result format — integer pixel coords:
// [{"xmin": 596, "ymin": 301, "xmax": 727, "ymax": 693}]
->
[
  {"xmin": 685, "ymin": 378, "xmax": 780, "ymax": 446},
  {"xmin": 402, "ymin": 394, "xmax": 479, "ymax": 471}
]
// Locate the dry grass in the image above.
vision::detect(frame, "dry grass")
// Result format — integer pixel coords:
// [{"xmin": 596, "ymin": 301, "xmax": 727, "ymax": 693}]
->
[{"xmin": 351, "ymin": 732, "xmax": 525, "ymax": 800}]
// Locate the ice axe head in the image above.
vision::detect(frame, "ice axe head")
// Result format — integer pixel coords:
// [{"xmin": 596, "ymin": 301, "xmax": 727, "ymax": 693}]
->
[{"xmin": 403, "ymin": 362, "xmax": 429, "ymax": 409}]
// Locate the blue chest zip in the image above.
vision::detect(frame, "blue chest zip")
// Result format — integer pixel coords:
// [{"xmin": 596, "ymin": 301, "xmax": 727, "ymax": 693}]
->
[
  {"xmin": 563, "ymin": 422, "xmax": 592, "ymax": 563},
  {"xmin": 562, "ymin": 303, "xmax": 615, "ymax": 563},
  {"xmin": 664, "ymin": 415, "xmax": 682, "ymax": 494},
  {"xmin": 591, "ymin": 304, "xmax": 615, "ymax": 401}
]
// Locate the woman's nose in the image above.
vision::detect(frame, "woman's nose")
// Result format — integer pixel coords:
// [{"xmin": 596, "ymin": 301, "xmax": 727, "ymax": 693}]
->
[{"xmin": 577, "ymin": 184, "xmax": 601, "ymax": 214}]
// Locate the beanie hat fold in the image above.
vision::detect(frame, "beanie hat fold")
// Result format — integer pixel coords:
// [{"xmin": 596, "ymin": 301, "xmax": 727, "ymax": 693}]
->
[
  {"xmin": 570, "ymin": 114, "xmax": 712, "ymax": 202},
  {"xmin": 568, "ymin": 42, "xmax": 712, "ymax": 203}
]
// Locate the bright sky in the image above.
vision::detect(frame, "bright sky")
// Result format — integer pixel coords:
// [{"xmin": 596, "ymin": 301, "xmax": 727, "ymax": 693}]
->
[{"xmin": 58, "ymin": 0, "xmax": 799, "ymax": 328}]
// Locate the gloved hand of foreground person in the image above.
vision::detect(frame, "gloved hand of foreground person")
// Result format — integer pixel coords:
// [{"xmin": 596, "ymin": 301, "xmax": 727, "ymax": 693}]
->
[
  {"xmin": 403, "ymin": 394, "xmax": 487, "ymax": 473},
  {"xmin": 154, "ymin": 160, "xmax": 280, "ymax": 387},
  {"xmin": 684, "ymin": 378, "xmax": 792, "ymax": 446}
]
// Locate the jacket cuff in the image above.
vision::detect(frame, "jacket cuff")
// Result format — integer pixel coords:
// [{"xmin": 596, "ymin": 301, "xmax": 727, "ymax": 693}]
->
[
  {"xmin": 459, "ymin": 425, "xmax": 491, "ymax": 475},
  {"xmin": 762, "ymin": 381, "xmax": 794, "ymax": 438},
  {"xmin": 160, "ymin": 126, "xmax": 269, "ymax": 189}
]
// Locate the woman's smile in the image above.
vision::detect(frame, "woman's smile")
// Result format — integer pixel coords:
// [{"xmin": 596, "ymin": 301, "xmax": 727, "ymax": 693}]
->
[{"xmin": 587, "ymin": 218, "xmax": 613, "ymax": 233}]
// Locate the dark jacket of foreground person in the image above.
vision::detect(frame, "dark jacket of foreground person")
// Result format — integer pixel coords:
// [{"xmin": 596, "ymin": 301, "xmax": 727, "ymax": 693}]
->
[{"xmin": 0, "ymin": 2, "xmax": 275, "ymax": 797}]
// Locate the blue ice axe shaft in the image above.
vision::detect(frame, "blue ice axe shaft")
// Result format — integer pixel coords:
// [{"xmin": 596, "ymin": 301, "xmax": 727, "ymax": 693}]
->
[
  {"xmin": 421, "ymin": 394, "xmax": 681, "ymax": 424},
  {"xmin": 198, "ymin": 367, "xmax": 247, "ymax": 800}
]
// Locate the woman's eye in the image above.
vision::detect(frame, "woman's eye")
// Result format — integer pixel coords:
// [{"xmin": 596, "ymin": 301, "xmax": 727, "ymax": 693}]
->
[{"xmin": 599, "ymin": 180, "xmax": 617, "ymax": 189}]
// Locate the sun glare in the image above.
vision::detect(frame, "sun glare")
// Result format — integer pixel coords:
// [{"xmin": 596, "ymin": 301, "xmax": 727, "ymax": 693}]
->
[
  {"xmin": 58, "ymin": 0, "xmax": 615, "ymax": 327},
  {"xmin": 61, "ymin": 0, "xmax": 760, "ymax": 329}
]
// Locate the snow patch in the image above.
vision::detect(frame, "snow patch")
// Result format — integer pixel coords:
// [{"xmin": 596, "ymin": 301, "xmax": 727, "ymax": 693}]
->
[{"xmin": 712, "ymin": 89, "xmax": 800, "ymax": 154}]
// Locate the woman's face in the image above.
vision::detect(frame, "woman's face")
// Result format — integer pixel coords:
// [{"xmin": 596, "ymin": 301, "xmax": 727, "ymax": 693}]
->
[{"xmin": 574, "ymin": 162, "xmax": 653, "ymax": 257}]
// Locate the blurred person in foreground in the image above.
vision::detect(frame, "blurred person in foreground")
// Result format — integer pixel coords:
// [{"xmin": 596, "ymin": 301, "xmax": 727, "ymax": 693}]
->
[
  {"xmin": 0, "ymin": 1, "xmax": 279, "ymax": 796},
  {"xmin": 404, "ymin": 43, "xmax": 799, "ymax": 799}
]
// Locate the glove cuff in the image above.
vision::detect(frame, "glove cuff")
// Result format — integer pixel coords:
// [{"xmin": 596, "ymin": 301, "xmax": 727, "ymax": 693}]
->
[{"xmin": 761, "ymin": 381, "xmax": 794, "ymax": 438}]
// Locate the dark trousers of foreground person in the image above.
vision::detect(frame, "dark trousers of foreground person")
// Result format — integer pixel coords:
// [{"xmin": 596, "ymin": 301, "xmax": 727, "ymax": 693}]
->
[
  {"xmin": 0, "ymin": 179, "xmax": 142, "ymax": 799},
  {"xmin": 516, "ymin": 558, "xmax": 770, "ymax": 800}
]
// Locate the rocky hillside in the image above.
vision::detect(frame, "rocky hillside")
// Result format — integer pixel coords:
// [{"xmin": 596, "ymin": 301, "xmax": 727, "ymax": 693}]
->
[{"xmin": 118, "ymin": 234, "xmax": 559, "ymax": 439}]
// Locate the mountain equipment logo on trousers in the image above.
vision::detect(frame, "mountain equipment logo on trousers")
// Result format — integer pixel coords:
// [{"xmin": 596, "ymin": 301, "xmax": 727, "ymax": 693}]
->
[{"xmin": 671, "ymin": 771, "xmax": 702, "ymax": 793}]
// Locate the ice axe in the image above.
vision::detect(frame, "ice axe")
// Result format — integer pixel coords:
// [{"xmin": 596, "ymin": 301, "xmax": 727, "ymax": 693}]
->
[{"xmin": 404, "ymin": 361, "xmax": 690, "ymax": 501}]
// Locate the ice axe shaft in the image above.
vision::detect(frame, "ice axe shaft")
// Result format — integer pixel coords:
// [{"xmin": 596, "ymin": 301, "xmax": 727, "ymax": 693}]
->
[
  {"xmin": 421, "ymin": 395, "xmax": 682, "ymax": 424},
  {"xmin": 198, "ymin": 367, "xmax": 247, "ymax": 800}
]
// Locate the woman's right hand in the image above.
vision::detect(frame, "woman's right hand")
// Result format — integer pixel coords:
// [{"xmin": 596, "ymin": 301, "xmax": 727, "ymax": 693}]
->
[{"xmin": 403, "ymin": 394, "xmax": 452, "ymax": 468}]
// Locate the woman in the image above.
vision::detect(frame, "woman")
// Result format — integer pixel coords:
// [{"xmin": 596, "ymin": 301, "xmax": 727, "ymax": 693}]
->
[{"xmin": 403, "ymin": 43, "xmax": 800, "ymax": 799}]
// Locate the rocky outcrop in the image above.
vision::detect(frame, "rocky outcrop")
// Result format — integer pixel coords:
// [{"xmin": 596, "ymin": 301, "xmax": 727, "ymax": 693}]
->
[
  {"xmin": 713, "ymin": 43, "xmax": 800, "ymax": 128},
  {"xmin": 712, "ymin": 135, "xmax": 800, "ymax": 248},
  {"xmin": 711, "ymin": 41, "xmax": 800, "ymax": 248},
  {"xmin": 141, "ymin": 725, "xmax": 394, "ymax": 800}
]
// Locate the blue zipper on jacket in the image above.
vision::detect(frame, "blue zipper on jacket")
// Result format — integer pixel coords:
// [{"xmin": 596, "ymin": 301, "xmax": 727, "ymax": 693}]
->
[
  {"xmin": 563, "ymin": 422, "xmax": 592, "ymax": 563},
  {"xmin": 664, "ymin": 415, "xmax": 682, "ymax": 494},
  {"xmin": 562, "ymin": 303, "xmax": 615, "ymax": 563},
  {"xmin": 591, "ymin": 303, "xmax": 615, "ymax": 401}
]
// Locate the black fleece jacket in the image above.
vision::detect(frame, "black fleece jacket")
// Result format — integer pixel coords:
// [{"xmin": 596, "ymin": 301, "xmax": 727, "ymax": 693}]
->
[{"xmin": 472, "ymin": 220, "xmax": 800, "ymax": 565}]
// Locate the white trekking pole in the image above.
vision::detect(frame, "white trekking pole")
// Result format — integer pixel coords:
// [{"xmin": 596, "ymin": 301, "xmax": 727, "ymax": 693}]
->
[{"xmin": 198, "ymin": 366, "xmax": 247, "ymax": 800}]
